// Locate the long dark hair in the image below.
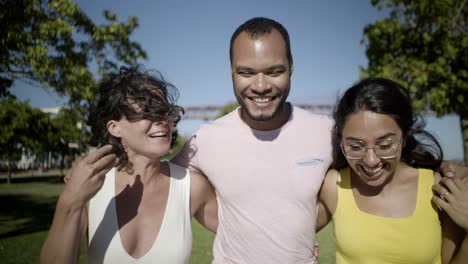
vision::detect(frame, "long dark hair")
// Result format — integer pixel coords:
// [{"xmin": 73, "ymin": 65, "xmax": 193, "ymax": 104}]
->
[
  {"xmin": 332, "ymin": 78, "xmax": 443, "ymax": 170},
  {"xmin": 88, "ymin": 65, "xmax": 184, "ymax": 170}
]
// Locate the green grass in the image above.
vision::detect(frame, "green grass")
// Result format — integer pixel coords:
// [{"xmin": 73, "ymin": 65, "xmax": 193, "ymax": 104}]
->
[
  {"xmin": 317, "ymin": 223, "xmax": 335, "ymax": 263},
  {"xmin": 0, "ymin": 180, "xmax": 63, "ymax": 263},
  {"xmin": 0, "ymin": 181, "xmax": 217, "ymax": 263},
  {"xmin": 0, "ymin": 181, "xmax": 335, "ymax": 263},
  {"xmin": 190, "ymin": 221, "xmax": 215, "ymax": 263}
]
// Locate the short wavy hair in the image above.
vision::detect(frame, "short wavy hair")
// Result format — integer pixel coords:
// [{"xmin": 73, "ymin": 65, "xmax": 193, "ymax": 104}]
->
[{"xmin": 88, "ymin": 65, "xmax": 184, "ymax": 169}]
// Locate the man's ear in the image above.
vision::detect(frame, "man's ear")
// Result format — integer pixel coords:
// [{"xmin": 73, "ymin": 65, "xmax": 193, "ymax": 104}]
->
[
  {"xmin": 107, "ymin": 120, "xmax": 121, "ymax": 138},
  {"xmin": 290, "ymin": 64, "xmax": 294, "ymax": 76},
  {"xmin": 230, "ymin": 66, "xmax": 235, "ymax": 76}
]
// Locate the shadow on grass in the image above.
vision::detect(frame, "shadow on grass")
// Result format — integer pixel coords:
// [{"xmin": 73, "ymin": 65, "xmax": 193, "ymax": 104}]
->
[
  {"xmin": 0, "ymin": 176, "xmax": 64, "ymax": 184},
  {"xmin": 0, "ymin": 193, "xmax": 57, "ymax": 239}
]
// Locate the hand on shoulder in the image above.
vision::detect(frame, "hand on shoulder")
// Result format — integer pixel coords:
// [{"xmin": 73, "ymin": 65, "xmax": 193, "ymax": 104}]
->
[
  {"xmin": 439, "ymin": 160, "xmax": 468, "ymax": 179},
  {"xmin": 432, "ymin": 172, "xmax": 468, "ymax": 232}
]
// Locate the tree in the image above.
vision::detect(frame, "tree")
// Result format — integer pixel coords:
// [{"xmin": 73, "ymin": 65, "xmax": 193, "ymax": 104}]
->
[
  {"xmin": 47, "ymin": 107, "xmax": 83, "ymax": 175},
  {"xmin": 0, "ymin": 0, "xmax": 147, "ymax": 102},
  {"xmin": 163, "ymin": 135, "xmax": 187, "ymax": 160},
  {"xmin": 217, "ymin": 102, "xmax": 240, "ymax": 118},
  {"xmin": 0, "ymin": 96, "xmax": 52, "ymax": 183},
  {"xmin": 361, "ymin": 0, "xmax": 468, "ymax": 164}
]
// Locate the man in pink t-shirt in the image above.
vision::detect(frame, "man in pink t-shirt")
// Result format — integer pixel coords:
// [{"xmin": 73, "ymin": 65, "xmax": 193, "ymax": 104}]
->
[{"xmin": 172, "ymin": 17, "xmax": 332, "ymax": 263}]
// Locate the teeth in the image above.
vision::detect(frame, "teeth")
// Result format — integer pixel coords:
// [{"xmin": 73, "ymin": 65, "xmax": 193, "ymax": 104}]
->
[
  {"xmin": 361, "ymin": 165, "xmax": 383, "ymax": 175},
  {"xmin": 149, "ymin": 131, "xmax": 167, "ymax": 137},
  {"xmin": 252, "ymin": 97, "xmax": 271, "ymax": 103}
]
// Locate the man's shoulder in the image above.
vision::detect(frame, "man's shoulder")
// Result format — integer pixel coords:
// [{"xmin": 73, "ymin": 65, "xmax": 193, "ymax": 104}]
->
[
  {"xmin": 196, "ymin": 108, "xmax": 240, "ymax": 134},
  {"xmin": 291, "ymin": 105, "xmax": 334, "ymax": 127}
]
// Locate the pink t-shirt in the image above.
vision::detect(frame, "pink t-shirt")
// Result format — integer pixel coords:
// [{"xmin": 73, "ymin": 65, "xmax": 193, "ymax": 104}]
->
[{"xmin": 173, "ymin": 105, "xmax": 333, "ymax": 263}]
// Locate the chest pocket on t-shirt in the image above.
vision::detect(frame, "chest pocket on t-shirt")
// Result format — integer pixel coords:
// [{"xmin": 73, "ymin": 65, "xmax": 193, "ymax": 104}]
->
[{"xmin": 289, "ymin": 156, "xmax": 328, "ymax": 202}]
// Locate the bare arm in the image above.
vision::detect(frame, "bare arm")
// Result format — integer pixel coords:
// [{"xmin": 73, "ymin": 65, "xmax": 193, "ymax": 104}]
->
[
  {"xmin": 40, "ymin": 145, "xmax": 117, "ymax": 264},
  {"xmin": 316, "ymin": 202, "xmax": 331, "ymax": 232},
  {"xmin": 316, "ymin": 169, "xmax": 338, "ymax": 232},
  {"xmin": 40, "ymin": 198, "xmax": 88, "ymax": 264},
  {"xmin": 190, "ymin": 170, "xmax": 218, "ymax": 233},
  {"xmin": 433, "ymin": 174, "xmax": 468, "ymax": 264}
]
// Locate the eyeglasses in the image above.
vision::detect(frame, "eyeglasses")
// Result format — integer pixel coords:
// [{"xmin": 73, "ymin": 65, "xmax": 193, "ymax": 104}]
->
[{"xmin": 341, "ymin": 139, "xmax": 401, "ymax": 159}]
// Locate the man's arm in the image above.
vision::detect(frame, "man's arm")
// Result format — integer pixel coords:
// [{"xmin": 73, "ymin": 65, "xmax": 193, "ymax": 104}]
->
[
  {"xmin": 316, "ymin": 169, "xmax": 338, "ymax": 232},
  {"xmin": 190, "ymin": 170, "xmax": 218, "ymax": 233}
]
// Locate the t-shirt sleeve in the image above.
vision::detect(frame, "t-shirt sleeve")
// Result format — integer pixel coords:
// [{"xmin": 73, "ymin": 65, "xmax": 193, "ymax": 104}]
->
[{"xmin": 171, "ymin": 133, "xmax": 203, "ymax": 174}]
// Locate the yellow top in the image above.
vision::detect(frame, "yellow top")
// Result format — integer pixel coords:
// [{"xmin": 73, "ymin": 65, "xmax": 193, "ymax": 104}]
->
[{"xmin": 333, "ymin": 167, "xmax": 441, "ymax": 264}]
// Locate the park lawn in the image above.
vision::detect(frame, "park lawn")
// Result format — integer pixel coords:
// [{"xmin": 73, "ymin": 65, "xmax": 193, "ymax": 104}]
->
[
  {"xmin": 317, "ymin": 222, "xmax": 336, "ymax": 264},
  {"xmin": 0, "ymin": 181, "xmax": 334, "ymax": 263}
]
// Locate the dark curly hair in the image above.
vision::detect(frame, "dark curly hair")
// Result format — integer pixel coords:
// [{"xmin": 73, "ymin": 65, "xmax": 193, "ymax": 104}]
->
[
  {"xmin": 332, "ymin": 78, "xmax": 443, "ymax": 170},
  {"xmin": 88, "ymin": 65, "xmax": 184, "ymax": 170}
]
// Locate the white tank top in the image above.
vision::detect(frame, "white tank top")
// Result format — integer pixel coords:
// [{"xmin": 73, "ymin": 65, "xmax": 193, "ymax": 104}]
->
[{"xmin": 88, "ymin": 162, "xmax": 192, "ymax": 264}]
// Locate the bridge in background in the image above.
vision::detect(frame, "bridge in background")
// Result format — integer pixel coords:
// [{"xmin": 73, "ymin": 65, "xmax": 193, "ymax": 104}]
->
[
  {"xmin": 181, "ymin": 103, "xmax": 334, "ymax": 120},
  {"xmin": 40, "ymin": 103, "xmax": 335, "ymax": 121}
]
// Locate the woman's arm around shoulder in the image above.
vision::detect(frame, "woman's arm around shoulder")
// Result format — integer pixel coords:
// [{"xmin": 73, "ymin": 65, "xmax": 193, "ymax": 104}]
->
[
  {"xmin": 190, "ymin": 170, "xmax": 218, "ymax": 233},
  {"xmin": 432, "ymin": 171, "xmax": 468, "ymax": 264},
  {"xmin": 316, "ymin": 169, "xmax": 339, "ymax": 232}
]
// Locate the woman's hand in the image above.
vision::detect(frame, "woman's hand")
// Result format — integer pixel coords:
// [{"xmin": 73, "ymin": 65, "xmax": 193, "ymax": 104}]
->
[
  {"xmin": 433, "ymin": 177, "xmax": 468, "ymax": 231},
  {"xmin": 61, "ymin": 145, "xmax": 117, "ymax": 210}
]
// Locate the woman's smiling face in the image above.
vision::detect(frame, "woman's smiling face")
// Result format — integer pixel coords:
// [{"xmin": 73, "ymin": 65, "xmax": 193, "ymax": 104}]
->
[{"xmin": 342, "ymin": 111, "xmax": 403, "ymax": 187}]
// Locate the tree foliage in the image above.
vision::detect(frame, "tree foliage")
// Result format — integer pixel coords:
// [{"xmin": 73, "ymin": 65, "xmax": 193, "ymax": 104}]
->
[
  {"xmin": 217, "ymin": 102, "xmax": 240, "ymax": 118},
  {"xmin": 49, "ymin": 107, "xmax": 82, "ymax": 151},
  {"xmin": 49, "ymin": 107, "xmax": 83, "ymax": 156},
  {"xmin": 362, "ymin": 0, "xmax": 468, "ymax": 163},
  {"xmin": 0, "ymin": 96, "xmax": 52, "ymax": 182},
  {"xmin": 0, "ymin": 0, "xmax": 147, "ymax": 103},
  {"xmin": 0, "ymin": 97, "xmax": 52, "ymax": 155},
  {"xmin": 0, "ymin": 0, "xmax": 148, "ymax": 178}
]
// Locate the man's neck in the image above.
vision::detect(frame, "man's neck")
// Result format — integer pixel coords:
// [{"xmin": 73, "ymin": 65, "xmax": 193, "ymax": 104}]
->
[{"xmin": 240, "ymin": 103, "xmax": 291, "ymax": 131}]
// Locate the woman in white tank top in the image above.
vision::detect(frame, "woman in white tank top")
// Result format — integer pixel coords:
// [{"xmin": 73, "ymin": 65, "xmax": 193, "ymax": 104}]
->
[{"xmin": 40, "ymin": 66, "xmax": 218, "ymax": 264}]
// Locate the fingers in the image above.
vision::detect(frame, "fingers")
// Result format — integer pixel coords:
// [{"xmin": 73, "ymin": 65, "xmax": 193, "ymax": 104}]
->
[
  {"xmin": 78, "ymin": 152, "xmax": 116, "ymax": 184},
  {"xmin": 432, "ymin": 195, "xmax": 449, "ymax": 211},
  {"xmin": 92, "ymin": 153, "xmax": 118, "ymax": 173},
  {"xmin": 462, "ymin": 176, "xmax": 468, "ymax": 187},
  {"xmin": 440, "ymin": 161, "xmax": 468, "ymax": 179},
  {"xmin": 433, "ymin": 183, "xmax": 454, "ymax": 203},
  {"xmin": 433, "ymin": 173, "xmax": 468, "ymax": 232},
  {"xmin": 440, "ymin": 178, "xmax": 461, "ymax": 196},
  {"xmin": 85, "ymin": 145, "xmax": 115, "ymax": 164},
  {"xmin": 450, "ymin": 177, "xmax": 466, "ymax": 191},
  {"xmin": 439, "ymin": 160, "xmax": 456, "ymax": 178},
  {"xmin": 91, "ymin": 167, "xmax": 109, "ymax": 185},
  {"xmin": 66, "ymin": 145, "xmax": 117, "ymax": 184}
]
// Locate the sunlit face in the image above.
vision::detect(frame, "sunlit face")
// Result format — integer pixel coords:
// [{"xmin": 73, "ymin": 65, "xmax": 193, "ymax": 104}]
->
[
  {"xmin": 231, "ymin": 30, "xmax": 293, "ymax": 130},
  {"xmin": 342, "ymin": 111, "xmax": 403, "ymax": 187},
  {"xmin": 108, "ymin": 116, "xmax": 174, "ymax": 159}
]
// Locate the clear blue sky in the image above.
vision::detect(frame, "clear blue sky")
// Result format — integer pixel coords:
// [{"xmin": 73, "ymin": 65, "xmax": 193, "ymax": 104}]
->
[{"xmin": 11, "ymin": 0, "xmax": 463, "ymax": 160}]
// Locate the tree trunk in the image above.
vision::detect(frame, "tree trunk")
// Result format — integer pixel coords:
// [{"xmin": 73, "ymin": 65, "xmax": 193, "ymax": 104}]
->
[
  {"xmin": 60, "ymin": 151, "xmax": 65, "ymax": 177},
  {"xmin": 7, "ymin": 161, "xmax": 12, "ymax": 184},
  {"xmin": 461, "ymin": 115, "xmax": 468, "ymax": 165}
]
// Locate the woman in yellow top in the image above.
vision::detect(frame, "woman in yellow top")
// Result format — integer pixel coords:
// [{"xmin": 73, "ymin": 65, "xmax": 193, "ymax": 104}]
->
[{"xmin": 318, "ymin": 78, "xmax": 468, "ymax": 263}]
